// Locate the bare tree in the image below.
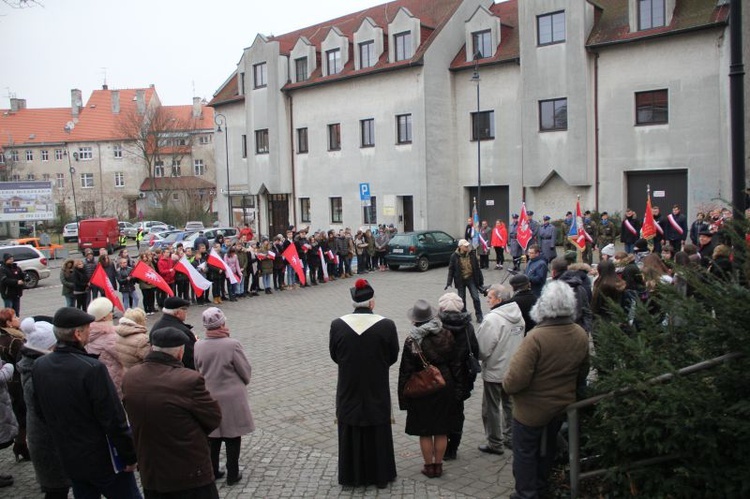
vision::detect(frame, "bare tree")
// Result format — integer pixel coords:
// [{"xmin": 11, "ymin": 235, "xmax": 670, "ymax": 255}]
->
[{"xmin": 0, "ymin": 141, "xmax": 24, "ymax": 181}]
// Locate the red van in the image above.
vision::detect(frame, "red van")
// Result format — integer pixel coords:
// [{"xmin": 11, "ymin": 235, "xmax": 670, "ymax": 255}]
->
[{"xmin": 78, "ymin": 218, "xmax": 122, "ymax": 254}]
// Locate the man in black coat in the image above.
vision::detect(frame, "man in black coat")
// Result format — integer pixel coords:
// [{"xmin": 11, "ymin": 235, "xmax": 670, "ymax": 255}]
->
[
  {"xmin": 32, "ymin": 307, "xmax": 140, "ymax": 498},
  {"xmin": 446, "ymin": 240, "xmax": 485, "ymax": 323},
  {"xmin": 151, "ymin": 297, "xmax": 197, "ymax": 370},
  {"xmin": 329, "ymin": 279, "xmax": 399, "ymax": 489},
  {"xmin": 664, "ymin": 204, "xmax": 688, "ymax": 251},
  {"xmin": 0, "ymin": 252, "xmax": 25, "ymax": 315},
  {"xmin": 506, "ymin": 274, "xmax": 537, "ymax": 335}
]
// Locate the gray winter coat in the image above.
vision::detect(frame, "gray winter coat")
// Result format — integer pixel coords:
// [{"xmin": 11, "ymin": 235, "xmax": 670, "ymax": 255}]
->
[{"xmin": 0, "ymin": 360, "xmax": 17, "ymax": 446}]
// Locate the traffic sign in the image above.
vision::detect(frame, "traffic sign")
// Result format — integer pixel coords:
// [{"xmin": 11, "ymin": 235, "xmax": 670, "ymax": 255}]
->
[{"xmin": 359, "ymin": 183, "xmax": 371, "ymax": 201}]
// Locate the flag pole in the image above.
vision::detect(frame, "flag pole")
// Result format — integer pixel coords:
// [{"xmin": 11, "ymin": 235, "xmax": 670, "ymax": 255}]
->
[{"xmin": 576, "ymin": 195, "xmax": 582, "ymax": 264}]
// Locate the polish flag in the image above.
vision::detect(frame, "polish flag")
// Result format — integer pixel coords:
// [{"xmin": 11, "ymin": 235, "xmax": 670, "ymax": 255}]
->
[
  {"xmin": 641, "ymin": 192, "xmax": 657, "ymax": 241},
  {"xmin": 318, "ymin": 247, "xmax": 329, "ymax": 282},
  {"xmin": 282, "ymin": 243, "xmax": 306, "ymax": 286},
  {"xmin": 207, "ymin": 249, "xmax": 239, "ymax": 284},
  {"xmin": 90, "ymin": 264, "xmax": 125, "ymax": 311},
  {"xmin": 174, "ymin": 256, "xmax": 212, "ymax": 297},
  {"xmin": 267, "ymin": 250, "xmax": 276, "ymax": 260},
  {"xmin": 131, "ymin": 261, "xmax": 174, "ymax": 297},
  {"xmin": 516, "ymin": 203, "xmax": 532, "ymax": 251}
]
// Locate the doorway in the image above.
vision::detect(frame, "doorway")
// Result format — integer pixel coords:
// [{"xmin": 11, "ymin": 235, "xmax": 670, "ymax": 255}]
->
[
  {"xmin": 626, "ymin": 170, "xmax": 688, "ymax": 218},
  {"xmin": 402, "ymin": 196, "xmax": 413, "ymax": 232},
  {"xmin": 267, "ymin": 194, "xmax": 289, "ymax": 238},
  {"xmin": 468, "ymin": 186, "xmax": 509, "ymax": 224}
]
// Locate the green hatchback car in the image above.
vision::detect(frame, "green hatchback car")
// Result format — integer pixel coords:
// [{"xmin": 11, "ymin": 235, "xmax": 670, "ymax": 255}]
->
[{"xmin": 384, "ymin": 230, "xmax": 458, "ymax": 272}]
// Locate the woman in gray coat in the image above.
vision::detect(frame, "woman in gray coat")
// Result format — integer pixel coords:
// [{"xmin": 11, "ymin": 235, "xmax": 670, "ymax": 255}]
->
[
  {"xmin": 17, "ymin": 318, "xmax": 71, "ymax": 498},
  {"xmin": 194, "ymin": 307, "xmax": 254, "ymax": 486}
]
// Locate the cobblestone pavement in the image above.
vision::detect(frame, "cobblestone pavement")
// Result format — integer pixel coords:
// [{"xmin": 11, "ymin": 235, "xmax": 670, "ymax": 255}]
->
[{"xmin": 0, "ymin": 259, "xmax": 520, "ymax": 498}]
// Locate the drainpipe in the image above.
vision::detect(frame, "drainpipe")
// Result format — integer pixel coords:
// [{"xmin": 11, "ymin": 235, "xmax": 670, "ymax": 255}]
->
[
  {"xmin": 289, "ymin": 92, "xmax": 297, "ymax": 225},
  {"xmin": 730, "ymin": 0, "xmax": 746, "ymax": 218},
  {"xmin": 594, "ymin": 51, "xmax": 600, "ymax": 212},
  {"xmin": 97, "ymin": 143, "xmax": 105, "ymax": 214}
]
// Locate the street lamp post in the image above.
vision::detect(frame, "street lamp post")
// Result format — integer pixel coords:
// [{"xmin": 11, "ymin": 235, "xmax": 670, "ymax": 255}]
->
[
  {"xmin": 65, "ymin": 146, "xmax": 79, "ymax": 222},
  {"xmin": 471, "ymin": 55, "xmax": 481, "ymax": 220},
  {"xmin": 214, "ymin": 113, "xmax": 231, "ymax": 225}
]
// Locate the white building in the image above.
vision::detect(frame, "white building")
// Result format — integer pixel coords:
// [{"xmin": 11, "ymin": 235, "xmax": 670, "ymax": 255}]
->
[{"xmin": 210, "ymin": 0, "xmax": 735, "ymax": 238}]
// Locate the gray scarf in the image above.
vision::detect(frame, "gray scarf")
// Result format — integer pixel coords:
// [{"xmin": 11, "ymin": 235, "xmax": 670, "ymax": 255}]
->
[{"xmin": 408, "ymin": 318, "xmax": 442, "ymax": 346}]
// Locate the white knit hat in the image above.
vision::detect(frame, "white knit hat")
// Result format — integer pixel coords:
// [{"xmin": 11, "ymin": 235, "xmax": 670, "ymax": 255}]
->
[
  {"xmin": 21, "ymin": 318, "xmax": 57, "ymax": 352},
  {"xmin": 88, "ymin": 297, "xmax": 114, "ymax": 322}
]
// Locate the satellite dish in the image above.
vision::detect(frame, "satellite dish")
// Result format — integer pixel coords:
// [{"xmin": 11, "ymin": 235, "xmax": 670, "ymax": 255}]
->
[{"xmin": 64, "ymin": 121, "xmax": 75, "ymax": 133}]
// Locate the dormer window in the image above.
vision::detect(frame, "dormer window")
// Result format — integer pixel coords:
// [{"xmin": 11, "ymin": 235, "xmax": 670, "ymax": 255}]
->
[
  {"xmin": 537, "ymin": 11, "xmax": 565, "ymax": 45},
  {"xmin": 359, "ymin": 41, "xmax": 376, "ymax": 69},
  {"xmin": 472, "ymin": 30, "xmax": 492, "ymax": 59},
  {"xmin": 394, "ymin": 32, "xmax": 412, "ymax": 61},
  {"xmin": 639, "ymin": 0, "xmax": 665, "ymax": 30},
  {"xmin": 295, "ymin": 57, "xmax": 308, "ymax": 82},
  {"xmin": 326, "ymin": 48, "xmax": 342, "ymax": 75}
]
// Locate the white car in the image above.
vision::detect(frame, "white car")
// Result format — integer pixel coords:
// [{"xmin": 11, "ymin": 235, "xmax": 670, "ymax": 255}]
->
[
  {"xmin": 0, "ymin": 244, "xmax": 51, "ymax": 288},
  {"xmin": 62, "ymin": 222, "xmax": 78, "ymax": 242}
]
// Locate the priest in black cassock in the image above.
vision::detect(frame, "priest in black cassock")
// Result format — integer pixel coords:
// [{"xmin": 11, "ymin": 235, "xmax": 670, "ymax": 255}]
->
[{"xmin": 329, "ymin": 278, "xmax": 399, "ymax": 489}]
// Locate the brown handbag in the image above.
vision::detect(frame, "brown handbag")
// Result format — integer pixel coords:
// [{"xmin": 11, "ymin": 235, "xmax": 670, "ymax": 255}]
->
[{"xmin": 403, "ymin": 339, "xmax": 446, "ymax": 398}]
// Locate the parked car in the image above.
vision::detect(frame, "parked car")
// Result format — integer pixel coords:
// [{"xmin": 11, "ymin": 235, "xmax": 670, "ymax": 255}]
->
[
  {"xmin": 184, "ymin": 221, "xmax": 205, "ymax": 231},
  {"xmin": 78, "ymin": 218, "xmax": 122, "ymax": 254},
  {"xmin": 0, "ymin": 244, "xmax": 50, "ymax": 288},
  {"xmin": 118, "ymin": 221, "xmax": 135, "ymax": 234},
  {"xmin": 149, "ymin": 230, "xmax": 196, "ymax": 250},
  {"xmin": 124, "ymin": 220, "xmax": 171, "ymax": 239},
  {"xmin": 63, "ymin": 222, "xmax": 79, "ymax": 242},
  {"xmin": 384, "ymin": 230, "xmax": 458, "ymax": 272},
  {"xmin": 10, "ymin": 237, "xmax": 65, "ymax": 259},
  {"xmin": 180, "ymin": 227, "xmax": 239, "ymax": 249}
]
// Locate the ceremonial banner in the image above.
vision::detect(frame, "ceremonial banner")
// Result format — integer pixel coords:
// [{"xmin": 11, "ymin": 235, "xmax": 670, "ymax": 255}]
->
[
  {"xmin": 517, "ymin": 203, "xmax": 532, "ymax": 250},
  {"xmin": 90, "ymin": 264, "xmax": 125, "ymax": 311},
  {"xmin": 131, "ymin": 261, "xmax": 174, "ymax": 297},
  {"xmin": 282, "ymin": 243, "xmax": 306, "ymax": 286}
]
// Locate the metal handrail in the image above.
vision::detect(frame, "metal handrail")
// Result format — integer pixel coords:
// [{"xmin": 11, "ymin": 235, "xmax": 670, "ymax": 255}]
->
[{"xmin": 567, "ymin": 351, "xmax": 744, "ymax": 498}]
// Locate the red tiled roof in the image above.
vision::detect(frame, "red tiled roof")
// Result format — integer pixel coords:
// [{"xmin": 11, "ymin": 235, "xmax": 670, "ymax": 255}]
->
[
  {"xmin": 139, "ymin": 176, "xmax": 215, "ymax": 192},
  {"xmin": 67, "ymin": 87, "xmax": 158, "ymax": 142},
  {"xmin": 161, "ymin": 104, "xmax": 215, "ymax": 131},
  {"xmin": 209, "ymin": 73, "xmax": 243, "ymax": 107},
  {"xmin": 449, "ymin": 1, "xmax": 520, "ymax": 71},
  {"xmin": 586, "ymin": 0, "xmax": 729, "ymax": 47},
  {"xmin": 0, "ymin": 107, "xmax": 76, "ymax": 148}
]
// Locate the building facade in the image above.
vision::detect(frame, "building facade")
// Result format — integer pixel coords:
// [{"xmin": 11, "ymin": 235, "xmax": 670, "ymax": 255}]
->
[{"xmin": 210, "ymin": 0, "xmax": 735, "ymax": 238}]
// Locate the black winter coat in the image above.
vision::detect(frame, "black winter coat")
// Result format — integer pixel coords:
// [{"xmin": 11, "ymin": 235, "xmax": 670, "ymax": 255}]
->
[
  {"xmin": 508, "ymin": 290, "xmax": 538, "ymax": 334},
  {"xmin": 150, "ymin": 314, "xmax": 198, "ymax": 370},
  {"xmin": 32, "ymin": 343, "xmax": 136, "ymax": 482},
  {"xmin": 446, "ymin": 249, "xmax": 483, "ymax": 289},
  {"xmin": 0, "ymin": 262, "xmax": 24, "ymax": 299},
  {"xmin": 439, "ymin": 311, "xmax": 478, "ymax": 399}
]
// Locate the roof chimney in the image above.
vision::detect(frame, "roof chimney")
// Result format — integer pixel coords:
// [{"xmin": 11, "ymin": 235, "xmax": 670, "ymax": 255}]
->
[
  {"xmin": 102, "ymin": 84, "xmax": 109, "ymax": 90},
  {"xmin": 111, "ymin": 90, "xmax": 120, "ymax": 114},
  {"xmin": 9, "ymin": 98, "xmax": 26, "ymax": 113},
  {"xmin": 192, "ymin": 96, "xmax": 202, "ymax": 118},
  {"xmin": 71, "ymin": 89, "xmax": 83, "ymax": 117},
  {"xmin": 135, "ymin": 89, "xmax": 146, "ymax": 115}
]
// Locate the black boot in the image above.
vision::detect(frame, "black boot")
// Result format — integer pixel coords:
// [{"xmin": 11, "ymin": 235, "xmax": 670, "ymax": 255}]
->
[{"xmin": 445, "ymin": 431, "xmax": 461, "ymax": 460}]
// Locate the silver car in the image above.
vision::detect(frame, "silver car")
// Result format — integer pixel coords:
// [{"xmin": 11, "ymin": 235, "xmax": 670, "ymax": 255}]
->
[{"xmin": 0, "ymin": 244, "xmax": 51, "ymax": 288}]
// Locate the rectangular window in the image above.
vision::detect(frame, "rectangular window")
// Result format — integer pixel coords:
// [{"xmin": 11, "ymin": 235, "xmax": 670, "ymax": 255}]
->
[
  {"xmin": 240, "ymin": 72, "xmax": 246, "ymax": 94},
  {"xmin": 171, "ymin": 160, "xmax": 181, "ymax": 177},
  {"xmin": 297, "ymin": 128, "xmax": 308, "ymax": 154},
  {"xmin": 114, "ymin": 172, "xmax": 124, "ymax": 187},
  {"xmin": 471, "ymin": 110, "xmax": 495, "ymax": 140},
  {"xmin": 295, "ymin": 57, "xmax": 308, "ymax": 82},
  {"xmin": 78, "ymin": 146, "xmax": 93, "ymax": 160},
  {"xmin": 26, "ymin": 150, "xmax": 33, "ymax": 161},
  {"xmin": 81, "ymin": 173, "xmax": 94, "ymax": 188},
  {"xmin": 55, "ymin": 149, "xmax": 63, "ymax": 161},
  {"xmin": 359, "ymin": 40, "xmax": 376, "ymax": 68},
  {"xmin": 472, "ymin": 30, "xmax": 492, "ymax": 59},
  {"xmin": 639, "ymin": 0, "xmax": 665, "ymax": 30},
  {"xmin": 326, "ymin": 49, "xmax": 341, "ymax": 75},
  {"xmin": 328, "ymin": 124, "xmax": 341, "ymax": 151},
  {"xmin": 0, "ymin": 153, "xmax": 5, "ymax": 164},
  {"xmin": 41, "ymin": 150, "xmax": 49, "ymax": 161},
  {"xmin": 199, "ymin": 135, "xmax": 212, "ymax": 144},
  {"xmin": 539, "ymin": 98, "xmax": 568, "ymax": 131},
  {"xmin": 10, "ymin": 174, "xmax": 20, "ymax": 181},
  {"xmin": 537, "ymin": 11, "xmax": 566, "ymax": 45},
  {"xmin": 253, "ymin": 62, "xmax": 267, "ymax": 88},
  {"xmin": 154, "ymin": 161, "xmax": 165, "ymax": 177},
  {"xmin": 330, "ymin": 197, "xmax": 343, "ymax": 224},
  {"xmin": 363, "ymin": 196, "xmax": 377, "ymax": 225},
  {"xmin": 397, "ymin": 114, "xmax": 412, "ymax": 144},
  {"xmin": 255, "ymin": 129, "xmax": 269, "ymax": 154},
  {"xmin": 26, "ymin": 173, "xmax": 35, "ymax": 180},
  {"xmin": 113, "ymin": 145, "xmax": 123, "ymax": 159},
  {"xmin": 394, "ymin": 32, "xmax": 412, "ymax": 61},
  {"xmin": 360, "ymin": 119, "xmax": 375, "ymax": 147},
  {"xmin": 194, "ymin": 159, "xmax": 205, "ymax": 176},
  {"xmin": 300, "ymin": 198, "xmax": 311, "ymax": 223},
  {"xmin": 10, "ymin": 150, "xmax": 19, "ymax": 162},
  {"xmin": 635, "ymin": 89, "xmax": 668, "ymax": 125},
  {"xmin": 241, "ymin": 135, "xmax": 247, "ymax": 158},
  {"xmin": 42, "ymin": 173, "xmax": 50, "ymax": 182},
  {"xmin": 56, "ymin": 173, "xmax": 64, "ymax": 188}
]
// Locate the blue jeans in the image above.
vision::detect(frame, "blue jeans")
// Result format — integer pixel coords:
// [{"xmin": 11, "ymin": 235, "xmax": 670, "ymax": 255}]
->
[
  {"xmin": 262, "ymin": 274, "xmax": 271, "ymax": 290},
  {"xmin": 71, "ymin": 471, "xmax": 142, "ymax": 499},
  {"xmin": 624, "ymin": 242, "xmax": 634, "ymax": 254},
  {"xmin": 121, "ymin": 290, "xmax": 139, "ymax": 310},
  {"xmin": 2, "ymin": 297, "xmax": 19, "ymax": 316},
  {"xmin": 511, "ymin": 418, "xmax": 563, "ymax": 499},
  {"xmin": 64, "ymin": 294, "xmax": 76, "ymax": 307},
  {"xmin": 457, "ymin": 280, "xmax": 482, "ymax": 321}
]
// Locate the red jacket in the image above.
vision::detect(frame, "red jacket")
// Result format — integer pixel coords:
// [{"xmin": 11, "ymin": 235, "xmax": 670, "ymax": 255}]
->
[{"xmin": 157, "ymin": 256, "xmax": 176, "ymax": 285}]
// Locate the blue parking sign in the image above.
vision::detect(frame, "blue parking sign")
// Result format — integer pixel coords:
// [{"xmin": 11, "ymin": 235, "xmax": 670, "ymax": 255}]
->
[{"xmin": 359, "ymin": 183, "xmax": 371, "ymax": 201}]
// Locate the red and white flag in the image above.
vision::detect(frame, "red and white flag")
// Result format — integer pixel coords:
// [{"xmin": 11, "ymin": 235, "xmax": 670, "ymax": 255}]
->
[
  {"xmin": 517, "ymin": 203, "xmax": 533, "ymax": 251},
  {"xmin": 174, "ymin": 256, "xmax": 212, "ymax": 297},
  {"xmin": 131, "ymin": 261, "xmax": 174, "ymax": 297},
  {"xmin": 641, "ymin": 193, "xmax": 657, "ymax": 240},
  {"xmin": 318, "ymin": 247, "xmax": 329, "ymax": 282},
  {"xmin": 282, "ymin": 243, "xmax": 306, "ymax": 286},
  {"xmin": 267, "ymin": 250, "xmax": 276, "ymax": 260},
  {"xmin": 207, "ymin": 249, "xmax": 239, "ymax": 284},
  {"xmin": 90, "ymin": 264, "xmax": 125, "ymax": 311}
]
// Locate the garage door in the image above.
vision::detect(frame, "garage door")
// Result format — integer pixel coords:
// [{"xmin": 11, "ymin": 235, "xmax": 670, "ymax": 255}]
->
[
  {"xmin": 468, "ymin": 186, "xmax": 510, "ymax": 224},
  {"xmin": 626, "ymin": 170, "xmax": 688, "ymax": 217}
]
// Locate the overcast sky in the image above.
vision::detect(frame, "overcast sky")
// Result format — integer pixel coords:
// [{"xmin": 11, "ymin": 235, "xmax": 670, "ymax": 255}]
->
[{"xmin": 0, "ymin": 0, "xmax": 384, "ymax": 108}]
